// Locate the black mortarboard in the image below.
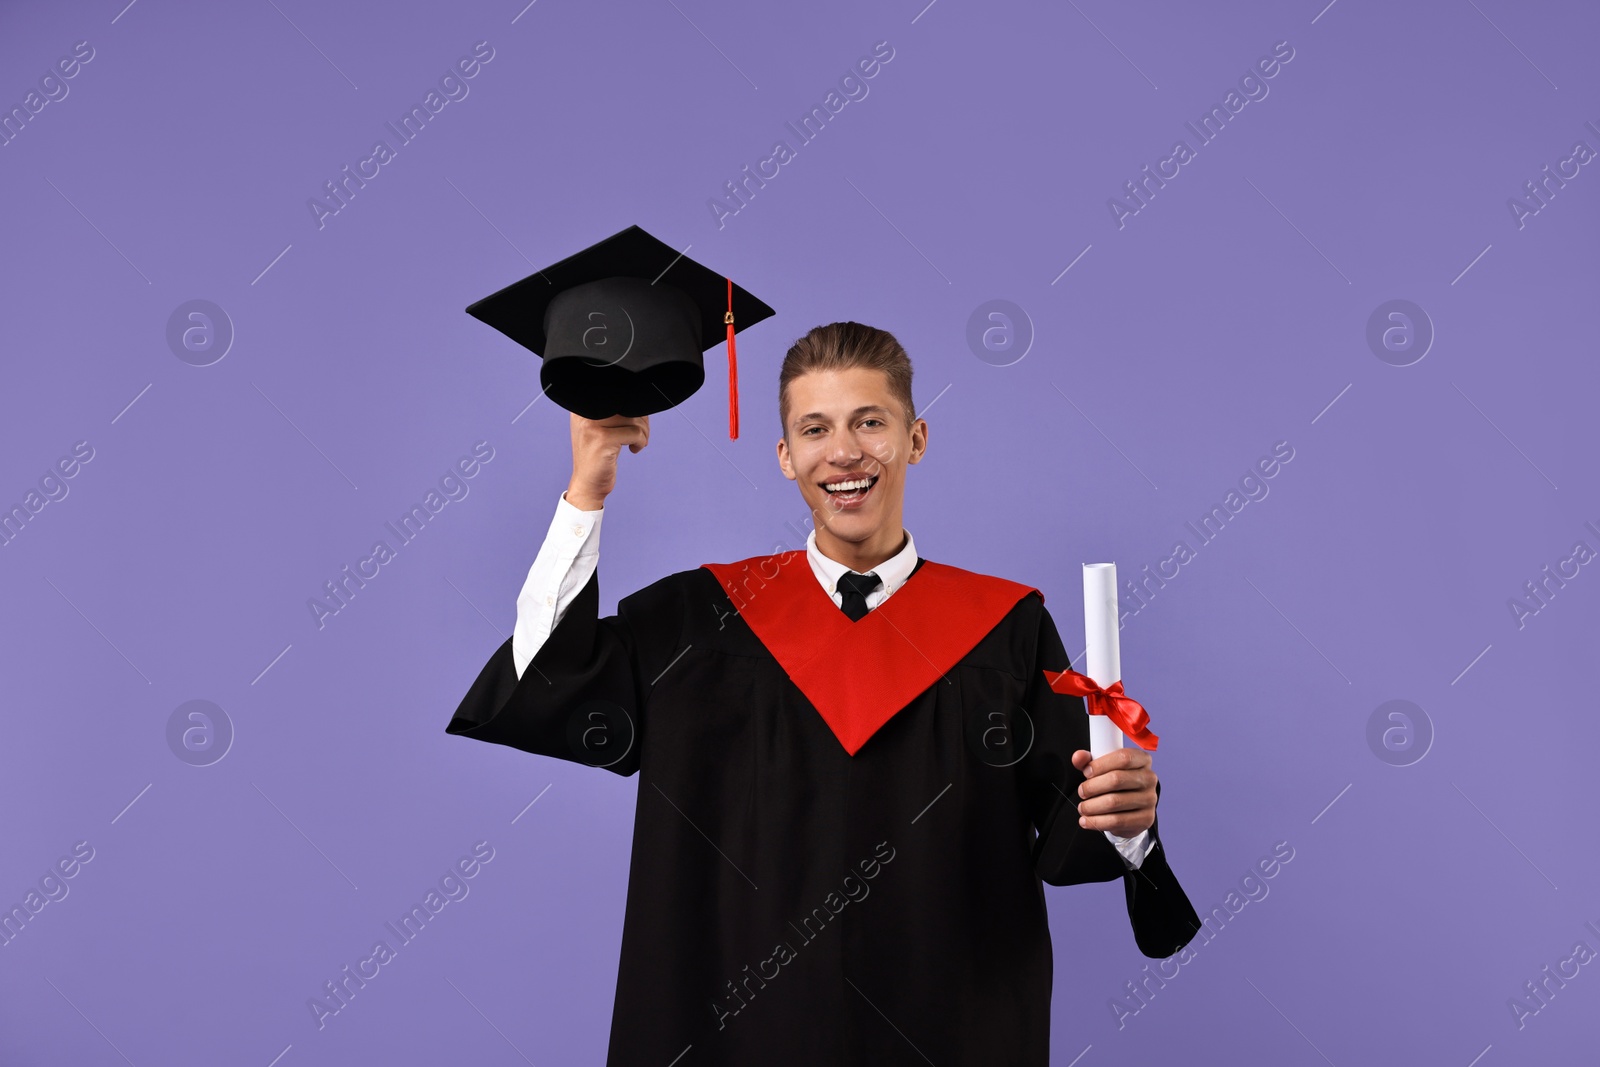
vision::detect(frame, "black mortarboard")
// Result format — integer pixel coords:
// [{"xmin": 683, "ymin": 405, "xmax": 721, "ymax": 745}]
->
[{"xmin": 466, "ymin": 224, "xmax": 775, "ymax": 439}]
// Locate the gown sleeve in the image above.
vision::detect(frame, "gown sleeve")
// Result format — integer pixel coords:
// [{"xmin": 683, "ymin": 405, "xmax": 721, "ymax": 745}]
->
[
  {"xmin": 445, "ymin": 566, "xmax": 654, "ymax": 777},
  {"xmin": 1019, "ymin": 598, "xmax": 1202, "ymax": 958}
]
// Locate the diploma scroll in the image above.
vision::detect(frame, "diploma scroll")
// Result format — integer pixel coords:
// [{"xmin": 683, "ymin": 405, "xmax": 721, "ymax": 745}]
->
[{"xmin": 1081, "ymin": 563, "xmax": 1124, "ymax": 759}]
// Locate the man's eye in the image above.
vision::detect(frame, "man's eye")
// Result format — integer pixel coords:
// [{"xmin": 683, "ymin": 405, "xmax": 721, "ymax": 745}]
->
[
  {"xmin": 861, "ymin": 419, "xmax": 883, "ymax": 428},
  {"xmin": 803, "ymin": 427, "xmax": 821, "ymax": 435}
]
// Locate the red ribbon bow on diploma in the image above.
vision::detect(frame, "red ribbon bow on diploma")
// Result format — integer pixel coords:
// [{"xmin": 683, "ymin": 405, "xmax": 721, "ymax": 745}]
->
[{"xmin": 1041, "ymin": 668, "xmax": 1160, "ymax": 751}]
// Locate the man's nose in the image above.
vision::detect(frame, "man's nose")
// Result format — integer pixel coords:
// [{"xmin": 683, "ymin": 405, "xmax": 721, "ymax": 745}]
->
[{"xmin": 826, "ymin": 431, "xmax": 862, "ymax": 465}]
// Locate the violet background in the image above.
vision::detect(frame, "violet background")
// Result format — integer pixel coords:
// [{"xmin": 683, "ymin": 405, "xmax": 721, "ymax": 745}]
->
[{"xmin": 2, "ymin": 0, "xmax": 1596, "ymax": 1064}]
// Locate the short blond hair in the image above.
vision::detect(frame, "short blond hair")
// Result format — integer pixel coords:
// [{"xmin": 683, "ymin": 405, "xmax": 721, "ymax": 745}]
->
[{"xmin": 778, "ymin": 322, "xmax": 915, "ymax": 435}]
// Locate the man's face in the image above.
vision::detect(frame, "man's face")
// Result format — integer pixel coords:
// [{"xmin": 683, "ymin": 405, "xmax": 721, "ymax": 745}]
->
[{"xmin": 776, "ymin": 366, "xmax": 926, "ymax": 556}]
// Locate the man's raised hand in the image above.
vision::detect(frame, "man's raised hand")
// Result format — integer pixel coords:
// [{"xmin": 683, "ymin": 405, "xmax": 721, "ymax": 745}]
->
[{"xmin": 566, "ymin": 412, "xmax": 649, "ymax": 511}]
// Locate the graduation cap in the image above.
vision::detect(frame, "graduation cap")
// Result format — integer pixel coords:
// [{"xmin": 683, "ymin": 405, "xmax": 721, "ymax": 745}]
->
[{"xmin": 466, "ymin": 224, "xmax": 775, "ymax": 439}]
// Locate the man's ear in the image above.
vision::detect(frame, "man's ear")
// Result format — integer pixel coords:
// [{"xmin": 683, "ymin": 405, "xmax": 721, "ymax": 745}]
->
[
  {"xmin": 776, "ymin": 435, "xmax": 797, "ymax": 480},
  {"xmin": 908, "ymin": 418, "xmax": 928, "ymax": 464}
]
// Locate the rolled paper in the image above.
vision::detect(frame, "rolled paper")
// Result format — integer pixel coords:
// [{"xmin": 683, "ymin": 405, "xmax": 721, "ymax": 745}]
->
[
  {"xmin": 1082, "ymin": 563, "xmax": 1125, "ymax": 759},
  {"xmin": 1042, "ymin": 668, "xmax": 1159, "ymax": 751}
]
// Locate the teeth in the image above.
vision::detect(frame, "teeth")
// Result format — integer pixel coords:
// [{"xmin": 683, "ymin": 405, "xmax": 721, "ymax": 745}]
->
[{"xmin": 824, "ymin": 477, "xmax": 873, "ymax": 493}]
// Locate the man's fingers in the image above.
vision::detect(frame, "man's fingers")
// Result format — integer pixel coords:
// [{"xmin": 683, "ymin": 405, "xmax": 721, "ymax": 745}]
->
[
  {"xmin": 1077, "ymin": 789, "xmax": 1152, "ymax": 816},
  {"xmin": 1079, "ymin": 812, "xmax": 1153, "ymax": 835},
  {"xmin": 1078, "ymin": 769, "xmax": 1153, "ymax": 799},
  {"xmin": 1085, "ymin": 747, "xmax": 1149, "ymax": 778},
  {"xmin": 586, "ymin": 418, "xmax": 647, "ymax": 452}
]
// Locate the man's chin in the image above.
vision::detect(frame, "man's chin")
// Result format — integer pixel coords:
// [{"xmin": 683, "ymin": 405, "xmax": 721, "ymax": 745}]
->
[{"xmin": 816, "ymin": 510, "xmax": 881, "ymax": 542}]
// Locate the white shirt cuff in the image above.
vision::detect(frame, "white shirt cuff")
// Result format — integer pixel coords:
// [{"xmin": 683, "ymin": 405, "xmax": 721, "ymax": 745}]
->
[{"xmin": 1105, "ymin": 828, "xmax": 1153, "ymax": 869}]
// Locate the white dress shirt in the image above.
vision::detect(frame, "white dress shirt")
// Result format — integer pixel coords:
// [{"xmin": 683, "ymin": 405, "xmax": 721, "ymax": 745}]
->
[{"xmin": 511, "ymin": 491, "xmax": 1154, "ymax": 869}]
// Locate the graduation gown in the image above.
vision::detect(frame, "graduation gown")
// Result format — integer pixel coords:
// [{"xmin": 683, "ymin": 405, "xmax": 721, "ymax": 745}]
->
[{"xmin": 446, "ymin": 549, "xmax": 1201, "ymax": 1066}]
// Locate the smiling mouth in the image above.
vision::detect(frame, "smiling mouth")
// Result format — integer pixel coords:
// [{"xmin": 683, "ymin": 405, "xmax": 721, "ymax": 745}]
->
[{"xmin": 820, "ymin": 475, "xmax": 878, "ymax": 506}]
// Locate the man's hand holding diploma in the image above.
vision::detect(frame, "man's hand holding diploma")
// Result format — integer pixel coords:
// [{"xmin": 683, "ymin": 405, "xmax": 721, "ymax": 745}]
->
[{"xmin": 1071, "ymin": 748, "xmax": 1156, "ymax": 839}]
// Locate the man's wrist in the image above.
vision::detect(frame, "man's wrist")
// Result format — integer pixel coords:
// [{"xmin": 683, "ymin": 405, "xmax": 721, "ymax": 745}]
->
[{"xmin": 563, "ymin": 487, "xmax": 606, "ymax": 512}]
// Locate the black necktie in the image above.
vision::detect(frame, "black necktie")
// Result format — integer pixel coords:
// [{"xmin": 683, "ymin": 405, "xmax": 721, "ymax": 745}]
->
[{"xmin": 836, "ymin": 571, "xmax": 883, "ymax": 622}]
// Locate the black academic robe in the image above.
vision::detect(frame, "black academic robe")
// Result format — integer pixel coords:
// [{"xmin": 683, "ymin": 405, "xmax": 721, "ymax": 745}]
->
[{"xmin": 446, "ymin": 552, "xmax": 1200, "ymax": 1066}]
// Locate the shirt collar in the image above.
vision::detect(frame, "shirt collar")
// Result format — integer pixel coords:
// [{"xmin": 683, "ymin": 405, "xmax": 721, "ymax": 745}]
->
[{"xmin": 804, "ymin": 527, "xmax": 919, "ymax": 602}]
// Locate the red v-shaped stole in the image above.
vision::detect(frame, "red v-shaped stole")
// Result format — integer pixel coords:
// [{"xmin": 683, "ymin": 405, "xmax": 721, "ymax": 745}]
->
[{"xmin": 701, "ymin": 552, "xmax": 1040, "ymax": 755}]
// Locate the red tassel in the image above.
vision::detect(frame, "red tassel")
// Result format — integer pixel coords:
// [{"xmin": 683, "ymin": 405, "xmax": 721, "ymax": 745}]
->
[{"xmin": 725, "ymin": 277, "xmax": 739, "ymax": 440}]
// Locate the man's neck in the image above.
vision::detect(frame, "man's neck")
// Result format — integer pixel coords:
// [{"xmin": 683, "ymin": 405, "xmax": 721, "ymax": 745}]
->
[{"xmin": 815, "ymin": 528, "xmax": 908, "ymax": 573}]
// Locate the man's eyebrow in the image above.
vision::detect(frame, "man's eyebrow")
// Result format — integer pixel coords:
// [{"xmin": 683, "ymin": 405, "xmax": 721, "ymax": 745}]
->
[{"xmin": 792, "ymin": 404, "xmax": 893, "ymax": 427}]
